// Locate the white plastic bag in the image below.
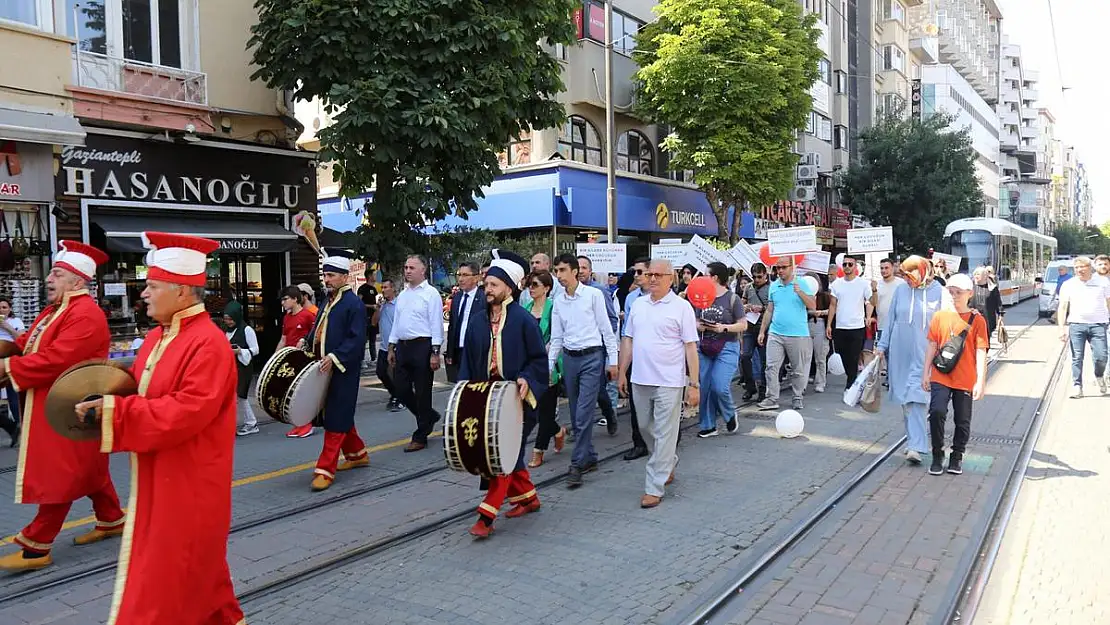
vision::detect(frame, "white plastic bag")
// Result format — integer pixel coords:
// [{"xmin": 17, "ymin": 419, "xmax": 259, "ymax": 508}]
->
[
  {"xmin": 843, "ymin": 357, "xmax": 880, "ymax": 408},
  {"xmin": 859, "ymin": 354, "xmax": 883, "ymax": 413},
  {"xmin": 827, "ymin": 352, "xmax": 846, "ymax": 376}
]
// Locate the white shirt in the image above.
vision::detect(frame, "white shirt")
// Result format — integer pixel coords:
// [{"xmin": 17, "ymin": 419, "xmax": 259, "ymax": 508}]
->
[
  {"xmin": 389, "ymin": 280, "xmax": 445, "ymax": 347},
  {"xmin": 457, "ymin": 286, "xmax": 479, "ymax": 348},
  {"xmin": 876, "ymin": 277, "xmax": 899, "ymax": 328},
  {"xmin": 226, "ymin": 325, "xmax": 259, "ymax": 367},
  {"xmin": 829, "ymin": 276, "xmax": 872, "ymax": 330},
  {"xmin": 0, "ymin": 316, "xmax": 25, "ymax": 342},
  {"xmin": 548, "ymin": 282, "xmax": 619, "ymax": 368},
  {"xmin": 1059, "ymin": 274, "xmax": 1110, "ymax": 324},
  {"xmin": 623, "ymin": 291, "xmax": 699, "ymax": 387}
]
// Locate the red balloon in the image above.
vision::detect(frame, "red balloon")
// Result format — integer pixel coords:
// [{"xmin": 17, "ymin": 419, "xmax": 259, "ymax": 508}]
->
[
  {"xmin": 686, "ymin": 276, "xmax": 717, "ymax": 310},
  {"xmin": 836, "ymin": 267, "xmax": 845, "ymax": 278},
  {"xmin": 756, "ymin": 242, "xmax": 805, "ymax": 268}
]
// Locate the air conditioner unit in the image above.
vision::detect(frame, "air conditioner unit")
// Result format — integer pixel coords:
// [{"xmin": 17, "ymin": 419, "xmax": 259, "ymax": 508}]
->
[
  {"xmin": 797, "ymin": 178, "xmax": 817, "ymax": 188},
  {"xmin": 804, "ymin": 152, "xmax": 822, "ymax": 167},
  {"xmin": 789, "ymin": 186, "xmax": 817, "ymax": 202},
  {"xmin": 797, "ymin": 164, "xmax": 819, "ymax": 180}
]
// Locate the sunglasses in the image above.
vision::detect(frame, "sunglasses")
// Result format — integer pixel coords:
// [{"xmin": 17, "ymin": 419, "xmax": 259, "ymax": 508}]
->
[
  {"xmin": 645, "ymin": 272, "xmax": 668, "ymax": 279},
  {"xmin": 843, "ymin": 262, "xmax": 855, "ymax": 267},
  {"xmin": 529, "ymin": 281, "xmax": 544, "ymax": 288},
  {"xmin": 634, "ymin": 269, "xmax": 644, "ymax": 275}
]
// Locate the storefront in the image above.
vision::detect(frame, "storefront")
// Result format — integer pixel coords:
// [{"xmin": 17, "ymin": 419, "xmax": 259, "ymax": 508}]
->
[
  {"xmin": 758, "ymin": 200, "xmax": 851, "ymax": 250},
  {"xmin": 318, "ymin": 161, "xmax": 756, "ymax": 265},
  {"xmin": 54, "ymin": 129, "xmax": 319, "ymax": 364},
  {"xmin": 0, "ymin": 138, "xmax": 64, "ymax": 327}
]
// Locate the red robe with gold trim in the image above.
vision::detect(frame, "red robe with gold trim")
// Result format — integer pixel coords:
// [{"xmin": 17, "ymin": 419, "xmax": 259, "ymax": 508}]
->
[
  {"xmin": 99, "ymin": 304, "xmax": 244, "ymax": 625},
  {"xmin": 3, "ymin": 289, "xmax": 112, "ymax": 505}
]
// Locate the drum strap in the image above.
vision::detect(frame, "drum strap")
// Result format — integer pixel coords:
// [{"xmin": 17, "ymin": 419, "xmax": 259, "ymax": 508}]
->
[{"xmin": 489, "ymin": 316, "xmax": 502, "ymax": 378}]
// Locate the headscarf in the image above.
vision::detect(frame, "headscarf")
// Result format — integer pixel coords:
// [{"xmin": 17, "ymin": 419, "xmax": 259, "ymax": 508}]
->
[
  {"xmin": 223, "ymin": 302, "xmax": 247, "ymax": 352},
  {"xmin": 900, "ymin": 255, "xmax": 932, "ymax": 290}
]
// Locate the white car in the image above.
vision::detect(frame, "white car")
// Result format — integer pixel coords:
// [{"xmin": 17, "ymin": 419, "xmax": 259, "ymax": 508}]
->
[{"xmin": 1038, "ymin": 260, "xmax": 1075, "ymax": 317}]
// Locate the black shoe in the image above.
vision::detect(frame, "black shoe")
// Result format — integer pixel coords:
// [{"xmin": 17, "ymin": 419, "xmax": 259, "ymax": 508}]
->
[
  {"xmin": 725, "ymin": 417, "xmax": 738, "ymax": 434},
  {"xmin": 697, "ymin": 428, "xmax": 719, "ymax": 438},
  {"xmin": 581, "ymin": 460, "xmax": 599, "ymax": 473},
  {"xmin": 947, "ymin": 454, "xmax": 963, "ymax": 475},
  {"xmin": 566, "ymin": 466, "xmax": 583, "ymax": 489},
  {"xmin": 929, "ymin": 453, "xmax": 945, "ymax": 475},
  {"xmin": 623, "ymin": 446, "xmax": 648, "ymax": 461},
  {"xmin": 742, "ymin": 390, "xmax": 756, "ymax": 402},
  {"xmin": 606, "ymin": 418, "xmax": 618, "ymax": 437}
]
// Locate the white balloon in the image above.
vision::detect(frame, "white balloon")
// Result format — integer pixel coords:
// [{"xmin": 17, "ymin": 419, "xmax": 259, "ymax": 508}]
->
[
  {"xmin": 776, "ymin": 409, "xmax": 805, "ymax": 438},
  {"xmin": 801, "ymin": 275, "xmax": 819, "ymax": 294},
  {"xmin": 835, "ymin": 252, "xmax": 846, "ymax": 268}
]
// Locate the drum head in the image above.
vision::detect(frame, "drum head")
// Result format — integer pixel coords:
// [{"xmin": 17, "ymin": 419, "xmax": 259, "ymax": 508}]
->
[
  {"xmin": 46, "ymin": 361, "xmax": 137, "ymax": 441},
  {"xmin": 493, "ymin": 382, "xmax": 524, "ymax": 475},
  {"xmin": 286, "ymin": 362, "xmax": 330, "ymax": 427}
]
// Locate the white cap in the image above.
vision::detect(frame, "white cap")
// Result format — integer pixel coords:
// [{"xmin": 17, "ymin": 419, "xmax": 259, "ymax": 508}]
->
[{"xmin": 947, "ymin": 273, "xmax": 974, "ymax": 291}]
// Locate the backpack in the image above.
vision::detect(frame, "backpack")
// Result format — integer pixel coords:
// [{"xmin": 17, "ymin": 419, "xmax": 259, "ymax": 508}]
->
[{"xmin": 932, "ymin": 311, "xmax": 978, "ymax": 374}]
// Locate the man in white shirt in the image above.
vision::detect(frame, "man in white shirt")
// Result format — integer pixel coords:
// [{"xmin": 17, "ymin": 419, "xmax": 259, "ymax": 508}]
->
[
  {"xmin": 827, "ymin": 254, "xmax": 875, "ymax": 389},
  {"xmin": 444, "ymin": 261, "xmax": 483, "ymax": 383},
  {"xmin": 618, "ymin": 260, "xmax": 699, "ymax": 509},
  {"xmin": 875, "ymin": 257, "xmax": 899, "ymax": 343},
  {"xmin": 387, "ymin": 255, "xmax": 446, "ymax": 451},
  {"xmin": 1057, "ymin": 255, "xmax": 1110, "ymax": 397},
  {"xmin": 548, "ymin": 253, "xmax": 619, "ymax": 488},
  {"xmin": 577, "ymin": 255, "xmax": 620, "ymax": 436}
]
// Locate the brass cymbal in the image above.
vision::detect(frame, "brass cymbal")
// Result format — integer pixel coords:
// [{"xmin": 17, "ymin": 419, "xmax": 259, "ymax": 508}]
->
[{"xmin": 45, "ymin": 361, "xmax": 137, "ymax": 441}]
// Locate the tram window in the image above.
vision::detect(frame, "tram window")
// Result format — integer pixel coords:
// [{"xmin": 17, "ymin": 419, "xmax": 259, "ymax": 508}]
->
[
  {"xmin": 999, "ymin": 266, "xmax": 1012, "ymax": 281},
  {"xmin": 998, "ymin": 235, "xmax": 1018, "ymax": 280},
  {"xmin": 948, "ymin": 230, "xmax": 994, "ymax": 269},
  {"xmin": 1020, "ymin": 240, "xmax": 1034, "ymax": 280}
]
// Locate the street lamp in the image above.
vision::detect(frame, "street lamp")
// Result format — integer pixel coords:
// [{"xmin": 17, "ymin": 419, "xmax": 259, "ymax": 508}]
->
[{"xmin": 604, "ymin": 0, "xmax": 617, "ymax": 243}]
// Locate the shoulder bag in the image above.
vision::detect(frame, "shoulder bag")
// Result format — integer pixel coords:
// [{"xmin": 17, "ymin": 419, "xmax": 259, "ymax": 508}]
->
[
  {"xmin": 933, "ymin": 311, "xmax": 978, "ymax": 374},
  {"xmin": 700, "ymin": 292, "xmax": 738, "ymax": 358},
  {"xmin": 11, "ymin": 212, "xmax": 28, "ymax": 258}
]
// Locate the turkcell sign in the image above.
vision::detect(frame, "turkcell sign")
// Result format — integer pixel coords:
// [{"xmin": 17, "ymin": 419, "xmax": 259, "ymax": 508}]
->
[{"xmin": 669, "ymin": 210, "xmax": 706, "ymax": 228}]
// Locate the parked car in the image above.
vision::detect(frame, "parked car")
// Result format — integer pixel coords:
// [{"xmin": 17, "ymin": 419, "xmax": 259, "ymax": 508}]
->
[{"xmin": 1037, "ymin": 258, "xmax": 1075, "ymax": 317}]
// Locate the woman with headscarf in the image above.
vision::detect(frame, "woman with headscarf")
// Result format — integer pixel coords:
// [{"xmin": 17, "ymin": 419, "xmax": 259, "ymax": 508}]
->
[
  {"xmin": 874, "ymin": 256, "xmax": 953, "ymax": 466},
  {"xmin": 223, "ymin": 304, "xmax": 260, "ymax": 436},
  {"xmin": 971, "ymin": 266, "xmax": 1003, "ymax": 337}
]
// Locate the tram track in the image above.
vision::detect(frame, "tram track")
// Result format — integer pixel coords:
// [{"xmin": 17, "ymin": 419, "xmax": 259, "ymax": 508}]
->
[{"xmin": 668, "ymin": 315, "xmax": 1047, "ymax": 625}]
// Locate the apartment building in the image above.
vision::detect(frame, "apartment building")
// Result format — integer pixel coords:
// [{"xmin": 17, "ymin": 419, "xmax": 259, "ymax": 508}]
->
[
  {"xmin": 1, "ymin": 0, "xmax": 318, "ymax": 362},
  {"xmin": 1037, "ymin": 108, "xmax": 1060, "ymax": 234},
  {"xmin": 919, "ymin": 65, "xmax": 1001, "ymax": 216},
  {"xmin": 995, "ymin": 38, "xmax": 1047, "ymax": 232}
]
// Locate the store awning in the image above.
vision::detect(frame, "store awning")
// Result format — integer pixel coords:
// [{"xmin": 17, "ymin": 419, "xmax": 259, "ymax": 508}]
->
[
  {"xmin": 0, "ymin": 108, "xmax": 86, "ymax": 146},
  {"xmin": 91, "ymin": 213, "xmax": 299, "ymax": 254}
]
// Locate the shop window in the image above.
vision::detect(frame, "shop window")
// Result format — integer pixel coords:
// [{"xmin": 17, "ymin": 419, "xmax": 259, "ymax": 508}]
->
[
  {"xmin": 64, "ymin": 0, "xmax": 185, "ymax": 68},
  {"xmin": 617, "ymin": 130, "xmax": 654, "ymax": 176},
  {"xmin": 558, "ymin": 115, "xmax": 602, "ymax": 166},
  {"xmin": 497, "ymin": 131, "xmax": 532, "ymax": 168}
]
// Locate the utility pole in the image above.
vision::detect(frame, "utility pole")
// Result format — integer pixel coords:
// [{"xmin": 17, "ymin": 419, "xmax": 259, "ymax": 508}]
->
[{"xmin": 604, "ymin": 0, "xmax": 617, "ymax": 243}]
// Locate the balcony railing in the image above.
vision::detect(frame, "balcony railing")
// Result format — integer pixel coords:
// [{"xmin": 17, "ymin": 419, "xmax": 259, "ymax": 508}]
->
[{"xmin": 74, "ymin": 50, "xmax": 207, "ymax": 106}]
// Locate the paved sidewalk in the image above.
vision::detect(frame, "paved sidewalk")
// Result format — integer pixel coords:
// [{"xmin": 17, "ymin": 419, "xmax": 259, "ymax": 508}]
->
[
  {"xmin": 976, "ymin": 343, "xmax": 1110, "ymax": 625},
  {"xmin": 702, "ymin": 316, "xmax": 1063, "ymax": 625}
]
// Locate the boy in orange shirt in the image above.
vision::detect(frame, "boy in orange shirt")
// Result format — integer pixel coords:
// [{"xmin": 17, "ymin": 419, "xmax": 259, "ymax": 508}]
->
[{"xmin": 923, "ymin": 274, "xmax": 989, "ymax": 476}]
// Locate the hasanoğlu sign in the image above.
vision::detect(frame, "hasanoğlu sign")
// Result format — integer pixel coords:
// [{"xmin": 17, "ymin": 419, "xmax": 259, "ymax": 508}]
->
[{"xmin": 56, "ymin": 134, "xmax": 315, "ymax": 212}]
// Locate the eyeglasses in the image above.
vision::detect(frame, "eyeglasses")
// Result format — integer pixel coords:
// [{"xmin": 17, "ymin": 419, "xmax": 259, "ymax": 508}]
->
[
  {"xmin": 645, "ymin": 272, "xmax": 668, "ymax": 280},
  {"xmin": 529, "ymin": 282, "xmax": 544, "ymax": 288},
  {"xmin": 843, "ymin": 262, "xmax": 855, "ymax": 268}
]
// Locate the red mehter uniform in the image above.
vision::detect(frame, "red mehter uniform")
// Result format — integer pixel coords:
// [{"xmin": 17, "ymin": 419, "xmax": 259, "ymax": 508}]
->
[
  {"xmin": 99, "ymin": 303, "xmax": 244, "ymax": 625},
  {"xmin": 2, "ymin": 283, "xmax": 124, "ymax": 562}
]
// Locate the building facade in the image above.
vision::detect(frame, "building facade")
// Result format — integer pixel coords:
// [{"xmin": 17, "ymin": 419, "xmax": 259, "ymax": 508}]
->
[
  {"xmin": 2, "ymin": 0, "xmax": 318, "ymax": 363},
  {"xmin": 995, "ymin": 38, "xmax": 1046, "ymax": 232}
]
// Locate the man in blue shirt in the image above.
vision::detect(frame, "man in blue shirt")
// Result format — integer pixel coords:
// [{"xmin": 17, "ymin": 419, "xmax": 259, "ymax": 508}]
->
[{"xmin": 756, "ymin": 257, "xmax": 817, "ymax": 411}]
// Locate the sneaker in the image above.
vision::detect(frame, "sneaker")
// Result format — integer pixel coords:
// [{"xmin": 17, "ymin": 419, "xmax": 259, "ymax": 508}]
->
[
  {"xmin": 947, "ymin": 455, "xmax": 963, "ymax": 475},
  {"xmin": 595, "ymin": 418, "xmax": 607, "ymax": 427},
  {"xmin": 906, "ymin": 450, "xmax": 922, "ymax": 465},
  {"xmin": 566, "ymin": 466, "xmax": 583, "ymax": 489},
  {"xmin": 1098, "ymin": 377, "xmax": 1108, "ymax": 396},
  {"xmin": 697, "ymin": 428, "xmax": 719, "ymax": 439},
  {"xmin": 742, "ymin": 390, "xmax": 757, "ymax": 402},
  {"xmin": 1070, "ymin": 385, "xmax": 1083, "ymax": 399},
  {"xmin": 791, "ymin": 397, "xmax": 804, "ymax": 410},
  {"xmin": 390, "ymin": 400, "xmax": 406, "ymax": 413},
  {"xmin": 756, "ymin": 398, "xmax": 780, "ymax": 411},
  {"xmin": 725, "ymin": 417, "xmax": 738, "ymax": 434},
  {"xmin": 929, "ymin": 455, "xmax": 945, "ymax": 475},
  {"xmin": 285, "ymin": 424, "xmax": 314, "ymax": 438},
  {"xmin": 236, "ymin": 424, "xmax": 259, "ymax": 437},
  {"xmin": 814, "ymin": 385, "xmax": 825, "ymax": 393}
]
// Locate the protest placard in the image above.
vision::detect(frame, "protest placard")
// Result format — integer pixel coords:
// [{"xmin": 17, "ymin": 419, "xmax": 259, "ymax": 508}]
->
[
  {"xmin": 767, "ymin": 225, "xmax": 820, "ymax": 256},
  {"xmin": 683, "ymin": 234, "xmax": 729, "ymax": 273},
  {"xmin": 651, "ymin": 244, "xmax": 689, "ymax": 267},
  {"xmin": 798, "ymin": 250, "xmax": 831, "ymax": 275},
  {"xmin": 576, "ymin": 243, "xmax": 627, "ymax": 275},
  {"xmin": 725, "ymin": 240, "xmax": 761, "ymax": 276},
  {"xmin": 847, "ymin": 226, "xmax": 894, "ymax": 254},
  {"xmin": 931, "ymin": 252, "xmax": 963, "ymax": 273}
]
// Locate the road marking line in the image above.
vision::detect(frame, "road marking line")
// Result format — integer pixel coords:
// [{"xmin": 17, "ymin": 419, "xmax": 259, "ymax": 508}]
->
[{"xmin": 2, "ymin": 432, "xmax": 442, "ymax": 544}]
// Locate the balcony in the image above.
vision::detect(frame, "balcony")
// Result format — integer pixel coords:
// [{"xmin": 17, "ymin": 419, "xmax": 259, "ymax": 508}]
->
[
  {"xmin": 1021, "ymin": 125, "xmax": 1041, "ymax": 140},
  {"xmin": 1024, "ymin": 88, "xmax": 1039, "ymax": 101},
  {"xmin": 909, "ymin": 37, "xmax": 939, "ymax": 64},
  {"xmin": 1020, "ymin": 107, "xmax": 1037, "ymax": 120},
  {"xmin": 73, "ymin": 51, "xmax": 207, "ymax": 107},
  {"xmin": 1001, "ymin": 130, "xmax": 1019, "ymax": 150},
  {"xmin": 1000, "ymin": 111, "xmax": 1019, "ymax": 126}
]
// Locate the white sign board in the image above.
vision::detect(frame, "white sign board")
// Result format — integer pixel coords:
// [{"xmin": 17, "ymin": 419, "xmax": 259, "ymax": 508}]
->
[
  {"xmin": 576, "ymin": 243, "xmax": 627, "ymax": 275},
  {"xmin": 859, "ymin": 252, "xmax": 885, "ymax": 281},
  {"xmin": 766, "ymin": 225, "xmax": 820, "ymax": 256},
  {"xmin": 931, "ymin": 252, "xmax": 963, "ymax": 274},
  {"xmin": 103, "ymin": 283, "xmax": 127, "ymax": 297},
  {"xmin": 683, "ymin": 235, "xmax": 729, "ymax": 274},
  {"xmin": 651, "ymin": 244, "xmax": 688, "ymax": 267},
  {"xmin": 725, "ymin": 240, "xmax": 761, "ymax": 276},
  {"xmin": 798, "ymin": 251, "xmax": 832, "ymax": 275},
  {"xmin": 847, "ymin": 226, "xmax": 894, "ymax": 254}
]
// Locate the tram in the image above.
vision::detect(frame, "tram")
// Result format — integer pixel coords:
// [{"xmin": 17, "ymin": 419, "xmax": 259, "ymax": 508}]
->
[{"xmin": 943, "ymin": 218, "xmax": 1057, "ymax": 305}]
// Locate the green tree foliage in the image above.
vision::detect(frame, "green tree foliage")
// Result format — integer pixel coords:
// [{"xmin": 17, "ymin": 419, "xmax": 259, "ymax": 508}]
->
[
  {"xmin": 248, "ymin": 0, "xmax": 577, "ymax": 271},
  {"xmin": 839, "ymin": 111, "xmax": 983, "ymax": 255},
  {"xmin": 634, "ymin": 0, "xmax": 822, "ymax": 243},
  {"xmin": 425, "ymin": 228, "xmax": 553, "ymax": 281},
  {"xmin": 1053, "ymin": 222, "xmax": 1110, "ymax": 256}
]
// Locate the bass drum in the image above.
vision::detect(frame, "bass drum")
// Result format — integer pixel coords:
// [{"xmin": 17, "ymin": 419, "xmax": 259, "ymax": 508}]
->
[
  {"xmin": 443, "ymin": 380, "xmax": 523, "ymax": 478},
  {"xmin": 256, "ymin": 347, "xmax": 331, "ymax": 426}
]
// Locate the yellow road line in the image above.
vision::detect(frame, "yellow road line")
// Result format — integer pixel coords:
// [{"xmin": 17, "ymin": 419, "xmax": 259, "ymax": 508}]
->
[{"xmin": 3, "ymin": 432, "xmax": 442, "ymax": 544}]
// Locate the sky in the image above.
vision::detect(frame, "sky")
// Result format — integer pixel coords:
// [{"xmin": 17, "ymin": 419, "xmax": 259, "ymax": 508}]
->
[{"xmin": 995, "ymin": 0, "xmax": 1106, "ymax": 225}]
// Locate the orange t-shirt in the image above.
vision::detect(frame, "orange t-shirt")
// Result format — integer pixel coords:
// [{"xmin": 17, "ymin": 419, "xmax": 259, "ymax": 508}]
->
[{"xmin": 928, "ymin": 310, "xmax": 989, "ymax": 392}]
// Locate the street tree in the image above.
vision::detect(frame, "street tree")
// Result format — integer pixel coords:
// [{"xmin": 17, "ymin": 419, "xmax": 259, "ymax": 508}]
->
[
  {"xmin": 248, "ymin": 0, "xmax": 577, "ymax": 271},
  {"xmin": 634, "ymin": 0, "xmax": 822, "ymax": 243},
  {"xmin": 1053, "ymin": 222, "xmax": 1110, "ymax": 256},
  {"xmin": 839, "ymin": 111, "xmax": 982, "ymax": 255}
]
